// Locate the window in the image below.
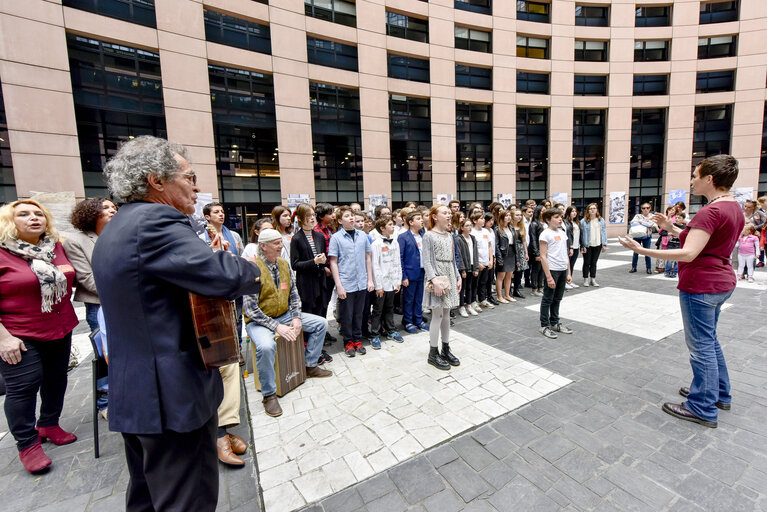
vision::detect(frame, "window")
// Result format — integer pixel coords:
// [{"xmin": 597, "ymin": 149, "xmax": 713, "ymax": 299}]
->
[
  {"xmin": 575, "ymin": 5, "xmax": 608, "ymax": 26},
  {"xmin": 517, "ymin": 36, "xmax": 549, "ymax": 59},
  {"xmin": 305, "ymin": 0, "xmax": 356, "ymax": 27},
  {"xmin": 517, "ymin": 1, "xmax": 550, "ymax": 23},
  {"xmin": 390, "ymin": 95, "xmax": 432, "ymax": 207},
  {"xmin": 455, "ymin": 26, "xmax": 491, "ymax": 53},
  {"xmin": 386, "ymin": 12, "xmax": 428, "ymax": 43},
  {"xmin": 698, "ymin": 36, "xmax": 737, "ymax": 59},
  {"xmin": 760, "ymin": 103, "xmax": 767, "ymax": 196},
  {"xmin": 388, "ymin": 54, "xmax": 430, "ymax": 83},
  {"xmin": 575, "ymin": 40, "xmax": 608, "ymax": 62},
  {"xmin": 516, "ymin": 107, "xmax": 549, "ymax": 202},
  {"xmin": 517, "ymin": 72, "xmax": 549, "ymax": 94},
  {"xmin": 456, "ymin": 65, "xmax": 492, "ymax": 90},
  {"xmin": 307, "ymin": 37, "xmax": 358, "ymax": 72},
  {"xmin": 455, "ymin": 0, "xmax": 491, "ymax": 15},
  {"xmin": 62, "ymin": 0, "xmax": 156, "ymax": 28},
  {"xmin": 0, "ymin": 80, "xmax": 16, "ymax": 203},
  {"xmin": 693, "ymin": 104, "xmax": 732, "ymax": 167},
  {"xmin": 574, "ymin": 75, "xmax": 607, "ymax": 96},
  {"xmin": 572, "ymin": 109, "xmax": 605, "ymax": 208},
  {"xmin": 700, "ymin": 1, "xmax": 739, "ymax": 24},
  {"xmin": 696, "ymin": 70, "xmax": 735, "ymax": 93},
  {"xmin": 633, "ymin": 74, "xmax": 668, "ymax": 96},
  {"xmin": 630, "ymin": 108, "xmax": 666, "ymax": 212},
  {"xmin": 67, "ymin": 35, "xmax": 166, "ymax": 196},
  {"xmin": 635, "ymin": 5, "xmax": 671, "ymax": 27},
  {"xmin": 209, "ymin": 65, "xmax": 280, "ymax": 209},
  {"xmin": 456, "ymin": 102, "xmax": 492, "ymax": 203},
  {"xmin": 310, "ymin": 82, "xmax": 363, "ymax": 204},
  {"xmin": 204, "ymin": 10, "xmax": 271, "ymax": 54},
  {"xmin": 634, "ymin": 40, "xmax": 670, "ymax": 62}
]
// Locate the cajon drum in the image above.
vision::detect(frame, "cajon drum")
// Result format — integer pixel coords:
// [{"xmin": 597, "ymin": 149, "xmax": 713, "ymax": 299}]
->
[{"xmin": 251, "ymin": 331, "xmax": 306, "ymax": 397}]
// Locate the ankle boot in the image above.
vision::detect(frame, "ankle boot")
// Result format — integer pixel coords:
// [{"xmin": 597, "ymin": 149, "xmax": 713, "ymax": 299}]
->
[
  {"xmin": 19, "ymin": 440, "xmax": 52, "ymax": 473},
  {"xmin": 427, "ymin": 346, "xmax": 450, "ymax": 370},
  {"xmin": 441, "ymin": 344, "xmax": 460, "ymax": 366},
  {"xmin": 37, "ymin": 425, "xmax": 77, "ymax": 446}
]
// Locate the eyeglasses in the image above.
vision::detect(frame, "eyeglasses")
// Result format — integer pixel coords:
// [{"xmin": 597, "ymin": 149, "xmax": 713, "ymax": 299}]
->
[
  {"xmin": 175, "ymin": 171, "xmax": 197, "ymax": 185},
  {"xmin": 641, "ymin": 207, "xmax": 651, "ymax": 210}
]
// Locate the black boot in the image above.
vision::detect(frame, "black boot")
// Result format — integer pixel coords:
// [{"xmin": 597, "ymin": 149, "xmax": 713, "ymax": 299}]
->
[
  {"xmin": 428, "ymin": 346, "xmax": 450, "ymax": 370},
  {"xmin": 441, "ymin": 343, "xmax": 460, "ymax": 366}
]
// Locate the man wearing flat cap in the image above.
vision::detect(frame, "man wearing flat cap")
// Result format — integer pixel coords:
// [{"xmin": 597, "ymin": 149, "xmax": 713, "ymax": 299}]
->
[{"xmin": 244, "ymin": 229, "xmax": 332, "ymax": 417}]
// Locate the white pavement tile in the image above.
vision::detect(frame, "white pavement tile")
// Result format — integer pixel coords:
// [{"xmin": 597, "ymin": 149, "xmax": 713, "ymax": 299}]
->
[
  {"xmin": 248, "ymin": 329, "xmax": 570, "ymax": 512},
  {"xmin": 594, "ymin": 258, "xmax": 630, "ymax": 270}
]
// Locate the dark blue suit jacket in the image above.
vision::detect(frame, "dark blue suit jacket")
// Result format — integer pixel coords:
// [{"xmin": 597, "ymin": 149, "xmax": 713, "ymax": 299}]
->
[
  {"xmin": 398, "ymin": 229, "xmax": 423, "ymax": 281},
  {"xmin": 92, "ymin": 202, "xmax": 261, "ymax": 435}
]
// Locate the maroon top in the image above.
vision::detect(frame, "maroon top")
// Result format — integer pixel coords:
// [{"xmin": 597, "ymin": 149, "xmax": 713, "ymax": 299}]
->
[
  {"xmin": 678, "ymin": 201, "xmax": 744, "ymax": 294},
  {"xmin": 0, "ymin": 242, "xmax": 79, "ymax": 341}
]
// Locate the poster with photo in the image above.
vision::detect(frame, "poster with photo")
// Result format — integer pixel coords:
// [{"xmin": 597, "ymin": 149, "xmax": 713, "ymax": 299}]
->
[
  {"xmin": 497, "ymin": 193, "xmax": 514, "ymax": 208},
  {"xmin": 552, "ymin": 192, "xmax": 568, "ymax": 206},
  {"xmin": 608, "ymin": 191, "xmax": 626, "ymax": 224},
  {"xmin": 733, "ymin": 187, "xmax": 753, "ymax": 208},
  {"xmin": 189, "ymin": 192, "xmax": 214, "ymax": 235},
  {"xmin": 286, "ymin": 193, "xmax": 311, "ymax": 208},
  {"xmin": 436, "ymin": 194, "xmax": 454, "ymax": 206},
  {"xmin": 668, "ymin": 189, "xmax": 687, "ymax": 208},
  {"xmin": 368, "ymin": 194, "xmax": 388, "ymax": 215}
]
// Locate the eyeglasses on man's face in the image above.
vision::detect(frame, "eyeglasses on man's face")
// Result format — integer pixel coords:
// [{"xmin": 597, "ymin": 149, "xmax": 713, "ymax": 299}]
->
[{"xmin": 175, "ymin": 171, "xmax": 197, "ymax": 185}]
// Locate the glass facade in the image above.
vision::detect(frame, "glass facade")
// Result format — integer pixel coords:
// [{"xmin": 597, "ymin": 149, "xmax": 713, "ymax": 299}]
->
[
  {"xmin": 455, "ymin": 65, "xmax": 492, "ymax": 90},
  {"xmin": 691, "ymin": 104, "xmax": 732, "ymax": 210},
  {"xmin": 67, "ymin": 34, "xmax": 166, "ymax": 197},
  {"xmin": 516, "ymin": 107, "xmax": 548, "ymax": 202},
  {"xmin": 456, "ymin": 102, "xmax": 492, "ymax": 204},
  {"xmin": 305, "ymin": 0, "xmax": 356, "ymax": 27},
  {"xmin": 635, "ymin": 6, "xmax": 671, "ymax": 27},
  {"xmin": 388, "ymin": 54, "xmax": 430, "ymax": 83},
  {"xmin": 572, "ymin": 109, "xmax": 605, "ymax": 208},
  {"xmin": 696, "ymin": 70, "xmax": 735, "ymax": 93},
  {"xmin": 760, "ymin": 103, "xmax": 767, "ymax": 197},
  {"xmin": 62, "ymin": 0, "xmax": 156, "ymax": 28},
  {"xmin": 204, "ymin": 10, "xmax": 271, "ymax": 54},
  {"xmin": 0, "ymin": 79, "xmax": 16, "ymax": 203},
  {"xmin": 574, "ymin": 75, "xmax": 607, "ymax": 96},
  {"xmin": 517, "ymin": 72, "xmax": 549, "ymax": 95},
  {"xmin": 310, "ymin": 82, "xmax": 363, "ymax": 204},
  {"xmin": 630, "ymin": 109, "xmax": 666, "ymax": 213},
  {"xmin": 386, "ymin": 12, "xmax": 428, "ymax": 43},
  {"xmin": 455, "ymin": 26, "xmax": 491, "ymax": 53},
  {"xmin": 516, "ymin": 1, "xmax": 550, "ymax": 23},
  {"xmin": 633, "ymin": 74, "xmax": 668, "ymax": 96},
  {"xmin": 209, "ymin": 65, "xmax": 280, "ymax": 226},
  {"xmin": 307, "ymin": 37, "xmax": 358, "ymax": 72},
  {"xmin": 390, "ymin": 95, "xmax": 432, "ymax": 208}
]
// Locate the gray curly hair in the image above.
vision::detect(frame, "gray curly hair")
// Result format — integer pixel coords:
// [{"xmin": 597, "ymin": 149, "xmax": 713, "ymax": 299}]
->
[{"xmin": 104, "ymin": 136, "xmax": 190, "ymax": 203}]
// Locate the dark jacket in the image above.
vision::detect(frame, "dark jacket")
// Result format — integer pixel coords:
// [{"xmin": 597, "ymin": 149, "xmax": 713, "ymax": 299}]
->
[
  {"xmin": 92, "ymin": 202, "xmax": 261, "ymax": 435},
  {"xmin": 528, "ymin": 207, "xmax": 546, "ymax": 258},
  {"xmin": 454, "ymin": 232, "xmax": 479, "ymax": 273},
  {"xmin": 290, "ymin": 229, "xmax": 328, "ymax": 314},
  {"xmin": 494, "ymin": 226, "xmax": 512, "ymax": 262},
  {"xmin": 398, "ymin": 229, "xmax": 424, "ymax": 281}
]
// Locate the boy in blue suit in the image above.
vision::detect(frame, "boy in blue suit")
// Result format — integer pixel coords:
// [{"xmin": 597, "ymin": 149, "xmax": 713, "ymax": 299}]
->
[{"xmin": 398, "ymin": 210, "xmax": 429, "ymax": 333}]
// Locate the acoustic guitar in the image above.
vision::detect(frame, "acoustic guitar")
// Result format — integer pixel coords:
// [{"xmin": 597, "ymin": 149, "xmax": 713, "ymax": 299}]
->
[{"xmin": 189, "ymin": 293, "xmax": 240, "ymax": 369}]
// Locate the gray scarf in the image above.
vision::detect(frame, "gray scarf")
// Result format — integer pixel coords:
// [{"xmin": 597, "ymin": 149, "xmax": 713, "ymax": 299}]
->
[{"xmin": 0, "ymin": 236, "xmax": 67, "ymax": 313}]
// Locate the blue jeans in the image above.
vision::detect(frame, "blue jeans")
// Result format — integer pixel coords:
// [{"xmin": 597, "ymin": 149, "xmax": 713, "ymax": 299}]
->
[
  {"xmin": 85, "ymin": 302, "xmax": 100, "ymax": 332},
  {"xmin": 246, "ymin": 311, "xmax": 327, "ymax": 398},
  {"xmin": 631, "ymin": 236, "xmax": 652, "ymax": 270},
  {"xmin": 679, "ymin": 290, "xmax": 733, "ymax": 422},
  {"xmin": 665, "ymin": 260, "xmax": 678, "ymax": 276}
]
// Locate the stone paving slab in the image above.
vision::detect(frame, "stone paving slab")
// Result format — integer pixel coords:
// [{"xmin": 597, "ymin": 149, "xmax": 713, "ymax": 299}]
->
[{"xmin": 247, "ymin": 330, "xmax": 571, "ymax": 512}]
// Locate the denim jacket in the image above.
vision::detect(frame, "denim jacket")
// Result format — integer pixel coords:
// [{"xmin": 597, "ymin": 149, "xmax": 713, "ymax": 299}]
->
[{"xmin": 579, "ymin": 217, "xmax": 607, "ymax": 248}]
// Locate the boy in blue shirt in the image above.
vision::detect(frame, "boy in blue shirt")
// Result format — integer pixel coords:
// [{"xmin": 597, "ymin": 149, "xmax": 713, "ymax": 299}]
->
[
  {"xmin": 329, "ymin": 206, "xmax": 375, "ymax": 357},
  {"xmin": 398, "ymin": 210, "xmax": 429, "ymax": 333}
]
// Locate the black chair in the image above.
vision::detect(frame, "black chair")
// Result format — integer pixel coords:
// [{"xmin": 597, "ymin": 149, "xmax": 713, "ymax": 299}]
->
[{"xmin": 88, "ymin": 328, "xmax": 108, "ymax": 458}]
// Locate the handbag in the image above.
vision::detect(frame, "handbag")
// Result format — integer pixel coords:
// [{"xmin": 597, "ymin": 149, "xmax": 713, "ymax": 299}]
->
[
  {"xmin": 628, "ymin": 222, "xmax": 648, "ymax": 239},
  {"xmin": 425, "ymin": 275, "xmax": 451, "ymax": 293}
]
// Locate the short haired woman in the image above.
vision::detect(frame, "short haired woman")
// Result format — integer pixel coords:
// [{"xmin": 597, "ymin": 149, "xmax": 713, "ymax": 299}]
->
[
  {"xmin": 620, "ymin": 155, "xmax": 743, "ymax": 428},
  {"xmin": 0, "ymin": 200, "xmax": 79, "ymax": 472}
]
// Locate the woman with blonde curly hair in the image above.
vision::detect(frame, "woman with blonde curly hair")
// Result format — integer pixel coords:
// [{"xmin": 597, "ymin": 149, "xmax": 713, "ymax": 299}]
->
[{"xmin": 0, "ymin": 200, "xmax": 79, "ymax": 473}]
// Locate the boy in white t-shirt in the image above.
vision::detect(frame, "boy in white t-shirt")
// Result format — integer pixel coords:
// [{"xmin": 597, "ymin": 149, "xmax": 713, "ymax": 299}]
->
[
  {"xmin": 470, "ymin": 211, "xmax": 495, "ymax": 311},
  {"xmin": 538, "ymin": 208, "xmax": 573, "ymax": 339}
]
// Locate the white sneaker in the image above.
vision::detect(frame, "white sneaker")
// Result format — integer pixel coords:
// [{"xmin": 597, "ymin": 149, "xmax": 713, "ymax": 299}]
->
[
  {"xmin": 570, "ymin": 282, "xmax": 579, "ymax": 288},
  {"xmin": 590, "ymin": 278, "xmax": 600, "ymax": 287},
  {"xmin": 98, "ymin": 408, "xmax": 108, "ymax": 421},
  {"xmin": 582, "ymin": 279, "xmax": 590, "ymax": 287},
  {"xmin": 467, "ymin": 305, "xmax": 479, "ymax": 316},
  {"xmin": 480, "ymin": 300, "xmax": 495, "ymax": 309},
  {"xmin": 471, "ymin": 301, "xmax": 482, "ymax": 312},
  {"xmin": 459, "ymin": 306, "xmax": 469, "ymax": 318},
  {"xmin": 565, "ymin": 283, "xmax": 574, "ymax": 290}
]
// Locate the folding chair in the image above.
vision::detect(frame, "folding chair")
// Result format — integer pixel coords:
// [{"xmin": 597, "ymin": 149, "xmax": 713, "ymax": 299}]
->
[{"xmin": 88, "ymin": 328, "xmax": 108, "ymax": 458}]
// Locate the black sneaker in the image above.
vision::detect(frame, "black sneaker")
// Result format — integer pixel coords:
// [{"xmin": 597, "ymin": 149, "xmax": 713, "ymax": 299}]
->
[
  {"xmin": 629, "ymin": 268, "xmax": 637, "ymax": 273},
  {"xmin": 552, "ymin": 323, "xmax": 573, "ymax": 334},
  {"xmin": 355, "ymin": 341, "xmax": 366, "ymax": 355},
  {"xmin": 539, "ymin": 326, "xmax": 558, "ymax": 339},
  {"xmin": 345, "ymin": 343, "xmax": 356, "ymax": 357}
]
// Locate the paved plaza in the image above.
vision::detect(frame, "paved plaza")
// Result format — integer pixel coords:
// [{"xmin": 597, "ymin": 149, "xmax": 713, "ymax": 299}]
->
[{"xmin": 1, "ymin": 241, "xmax": 767, "ymax": 511}]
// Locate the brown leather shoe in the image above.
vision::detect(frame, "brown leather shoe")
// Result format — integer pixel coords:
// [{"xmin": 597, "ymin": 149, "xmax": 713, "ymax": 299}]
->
[
  {"xmin": 228, "ymin": 433, "xmax": 247, "ymax": 455},
  {"xmin": 678, "ymin": 386, "xmax": 730, "ymax": 410},
  {"xmin": 662, "ymin": 402, "xmax": 717, "ymax": 428},
  {"xmin": 306, "ymin": 366, "xmax": 332, "ymax": 378},
  {"xmin": 217, "ymin": 436, "xmax": 245, "ymax": 466},
  {"xmin": 263, "ymin": 394, "xmax": 283, "ymax": 417}
]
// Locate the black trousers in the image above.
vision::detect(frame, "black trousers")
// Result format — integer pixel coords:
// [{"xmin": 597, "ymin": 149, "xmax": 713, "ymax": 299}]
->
[
  {"xmin": 371, "ymin": 290, "xmax": 396, "ymax": 335},
  {"xmin": 123, "ymin": 414, "xmax": 218, "ymax": 512},
  {"xmin": 338, "ymin": 290, "xmax": 367, "ymax": 343},
  {"xmin": 569, "ymin": 250, "xmax": 579, "ymax": 276},
  {"xmin": 0, "ymin": 333, "xmax": 71, "ymax": 450},
  {"xmin": 540, "ymin": 270, "xmax": 568, "ymax": 327},
  {"xmin": 477, "ymin": 267, "xmax": 490, "ymax": 301},
  {"xmin": 513, "ymin": 270, "xmax": 523, "ymax": 294},
  {"xmin": 582, "ymin": 246, "xmax": 602, "ymax": 278},
  {"xmin": 529, "ymin": 260, "xmax": 544, "ymax": 289}
]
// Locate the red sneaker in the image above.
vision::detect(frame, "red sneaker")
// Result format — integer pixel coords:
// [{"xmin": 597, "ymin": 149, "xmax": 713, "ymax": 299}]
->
[
  {"xmin": 19, "ymin": 441, "xmax": 52, "ymax": 473},
  {"xmin": 37, "ymin": 425, "xmax": 77, "ymax": 445}
]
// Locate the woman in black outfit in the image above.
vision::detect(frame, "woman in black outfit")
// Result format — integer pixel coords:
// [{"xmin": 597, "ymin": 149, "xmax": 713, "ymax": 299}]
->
[{"xmin": 527, "ymin": 204, "xmax": 546, "ymax": 297}]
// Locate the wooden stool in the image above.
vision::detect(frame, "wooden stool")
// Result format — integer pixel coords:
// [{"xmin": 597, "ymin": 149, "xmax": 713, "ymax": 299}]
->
[{"xmin": 251, "ymin": 331, "xmax": 306, "ymax": 397}]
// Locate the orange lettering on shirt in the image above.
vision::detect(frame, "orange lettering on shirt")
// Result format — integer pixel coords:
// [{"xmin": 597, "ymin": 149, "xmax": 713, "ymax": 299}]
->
[
  {"xmin": 382, "ymin": 246, "xmax": 389, "ymax": 253},
  {"xmin": 57, "ymin": 264, "xmax": 74, "ymax": 273},
  {"xmin": 279, "ymin": 282, "xmax": 289, "ymax": 290},
  {"xmin": 554, "ymin": 236, "xmax": 561, "ymax": 241},
  {"xmin": 483, "ymin": 235, "xmax": 488, "ymax": 239}
]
